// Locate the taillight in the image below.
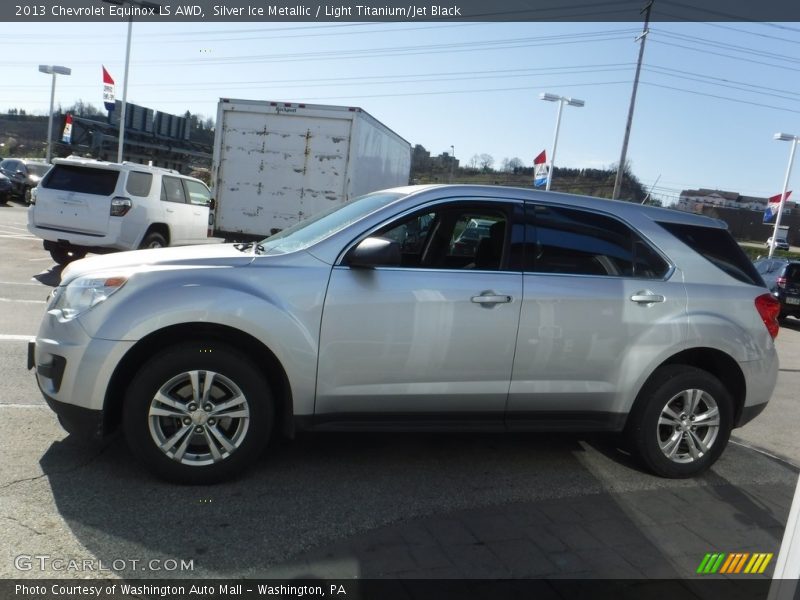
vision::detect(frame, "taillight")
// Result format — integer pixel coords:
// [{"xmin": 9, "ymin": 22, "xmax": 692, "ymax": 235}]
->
[
  {"xmin": 110, "ymin": 196, "xmax": 132, "ymax": 217},
  {"xmin": 755, "ymin": 293, "xmax": 781, "ymax": 338},
  {"xmin": 776, "ymin": 276, "xmax": 787, "ymax": 289}
]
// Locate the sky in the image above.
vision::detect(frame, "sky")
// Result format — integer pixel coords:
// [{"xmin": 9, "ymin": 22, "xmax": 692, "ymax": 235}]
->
[{"xmin": 2, "ymin": 18, "xmax": 800, "ymax": 205}]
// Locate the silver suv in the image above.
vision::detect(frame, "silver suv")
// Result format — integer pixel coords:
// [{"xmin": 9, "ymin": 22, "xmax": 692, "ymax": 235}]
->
[
  {"xmin": 27, "ymin": 157, "xmax": 213, "ymax": 265},
  {"xmin": 28, "ymin": 185, "xmax": 780, "ymax": 484}
]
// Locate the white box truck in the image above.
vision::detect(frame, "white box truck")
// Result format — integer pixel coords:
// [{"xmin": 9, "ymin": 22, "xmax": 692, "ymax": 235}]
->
[{"xmin": 210, "ymin": 98, "xmax": 411, "ymax": 239}]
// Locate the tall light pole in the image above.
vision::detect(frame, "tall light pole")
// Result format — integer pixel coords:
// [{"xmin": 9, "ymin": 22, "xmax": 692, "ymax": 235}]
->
[
  {"xmin": 103, "ymin": 0, "xmax": 160, "ymax": 163},
  {"xmin": 769, "ymin": 132, "xmax": 799, "ymax": 259},
  {"xmin": 38, "ymin": 65, "xmax": 71, "ymax": 164},
  {"xmin": 539, "ymin": 92, "xmax": 585, "ymax": 191},
  {"xmin": 450, "ymin": 145, "xmax": 455, "ymax": 183}
]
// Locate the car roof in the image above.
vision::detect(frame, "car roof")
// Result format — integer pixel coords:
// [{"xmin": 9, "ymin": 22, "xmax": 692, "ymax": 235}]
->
[{"xmin": 383, "ymin": 184, "xmax": 728, "ymax": 230}]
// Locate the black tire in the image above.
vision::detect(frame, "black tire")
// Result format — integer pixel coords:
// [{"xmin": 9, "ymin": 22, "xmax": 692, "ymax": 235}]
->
[
  {"xmin": 626, "ymin": 365, "xmax": 733, "ymax": 478},
  {"xmin": 24, "ymin": 187, "xmax": 32, "ymax": 205},
  {"xmin": 122, "ymin": 342, "xmax": 273, "ymax": 484},
  {"xmin": 50, "ymin": 247, "xmax": 87, "ymax": 266},
  {"xmin": 139, "ymin": 231, "xmax": 167, "ymax": 249}
]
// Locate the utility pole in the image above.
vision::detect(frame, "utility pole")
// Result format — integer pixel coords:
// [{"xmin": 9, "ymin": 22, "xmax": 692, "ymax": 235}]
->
[{"xmin": 612, "ymin": 0, "xmax": 653, "ymax": 200}]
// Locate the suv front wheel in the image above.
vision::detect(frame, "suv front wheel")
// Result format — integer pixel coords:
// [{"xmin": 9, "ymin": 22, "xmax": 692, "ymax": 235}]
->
[
  {"xmin": 122, "ymin": 342, "xmax": 274, "ymax": 484},
  {"xmin": 626, "ymin": 365, "xmax": 733, "ymax": 478}
]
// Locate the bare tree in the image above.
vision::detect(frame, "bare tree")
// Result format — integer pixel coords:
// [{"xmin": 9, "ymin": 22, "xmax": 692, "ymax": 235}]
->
[{"xmin": 478, "ymin": 153, "xmax": 494, "ymax": 171}]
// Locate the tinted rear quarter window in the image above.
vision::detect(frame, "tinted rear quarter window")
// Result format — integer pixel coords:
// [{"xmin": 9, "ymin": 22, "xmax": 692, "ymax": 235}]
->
[
  {"xmin": 658, "ymin": 221, "xmax": 763, "ymax": 286},
  {"xmin": 43, "ymin": 165, "xmax": 119, "ymax": 196},
  {"xmin": 126, "ymin": 171, "xmax": 153, "ymax": 197},
  {"xmin": 527, "ymin": 205, "xmax": 669, "ymax": 279}
]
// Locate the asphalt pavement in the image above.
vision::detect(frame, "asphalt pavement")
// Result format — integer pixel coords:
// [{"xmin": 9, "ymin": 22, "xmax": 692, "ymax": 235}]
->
[{"xmin": 1, "ymin": 199, "xmax": 798, "ymax": 582}]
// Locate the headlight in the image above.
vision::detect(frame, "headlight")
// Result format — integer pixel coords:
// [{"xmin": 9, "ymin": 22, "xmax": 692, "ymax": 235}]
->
[{"xmin": 48, "ymin": 274, "xmax": 128, "ymax": 321}]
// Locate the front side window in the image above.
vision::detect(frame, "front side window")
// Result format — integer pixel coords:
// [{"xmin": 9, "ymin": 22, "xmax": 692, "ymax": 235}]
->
[
  {"xmin": 525, "ymin": 204, "xmax": 669, "ymax": 279},
  {"xmin": 161, "ymin": 176, "xmax": 187, "ymax": 204},
  {"xmin": 369, "ymin": 201, "xmax": 521, "ymax": 271},
  {"xmin": 184, "ymin": 179, "xmax": 211, "ymax": 206}
]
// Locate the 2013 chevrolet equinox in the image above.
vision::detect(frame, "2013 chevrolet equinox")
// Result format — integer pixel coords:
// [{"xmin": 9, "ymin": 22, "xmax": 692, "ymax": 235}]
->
[{"xmin": 28, "ymin": 185, "xmax": 780, "ymax": 484}]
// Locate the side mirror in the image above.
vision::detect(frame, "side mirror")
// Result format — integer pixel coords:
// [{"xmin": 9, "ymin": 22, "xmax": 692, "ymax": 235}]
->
[
  {"xmin": 347, "ymin": 236, "xmax": 401, "ymax": 268},
  {"xmin": 208, "ymin": 198, "xmax": 216, "ymax": 210}
]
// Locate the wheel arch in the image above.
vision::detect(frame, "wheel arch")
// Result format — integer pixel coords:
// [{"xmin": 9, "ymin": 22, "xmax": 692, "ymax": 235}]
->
[
  {"xmin": 140, "ymin": 223, "xmax": 171, "ymax": 246},
  {"xmin": 627, "ymin": 347, "xmax": 746, "ymax": 428},
  {"xmin": 103, "ymin": 322, "xmax": 294, "ymax": 439}
]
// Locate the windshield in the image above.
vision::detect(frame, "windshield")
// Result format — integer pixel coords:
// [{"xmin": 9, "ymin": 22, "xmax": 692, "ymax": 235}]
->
[{"xmin": 258, "ymin": 191, "xmax": 406, "ymax": 254}]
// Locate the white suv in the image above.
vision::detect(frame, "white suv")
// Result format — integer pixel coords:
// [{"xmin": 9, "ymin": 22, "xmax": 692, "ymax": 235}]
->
[{"xmin": 28, "ymin": 157, "xmax": 214, "ymax": 264}]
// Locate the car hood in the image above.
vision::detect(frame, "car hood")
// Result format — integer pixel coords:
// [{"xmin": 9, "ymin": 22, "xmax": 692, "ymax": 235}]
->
[{"xmin": 60, "ymin": 244, "xmax": 255, "ymax": 284}]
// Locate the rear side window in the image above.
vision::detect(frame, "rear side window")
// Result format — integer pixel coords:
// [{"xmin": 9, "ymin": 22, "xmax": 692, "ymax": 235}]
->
[
  {"xmin": 161, "ymin": 176, "xmax": 187, "ymax": 204},
  {"xmin": 658, "ymin": 222, "xmax": 763, "ymax": 286},
  {"xmin": 525, "ymin": 205, "xmax": 669, "ymax": 279},
  {"xmin": 42, "ymin": 165, "xmax": 119, "ymax": 196},
  {"xmin": 126, "ymin": 171, "xmax": 153, "ymax": 197}
]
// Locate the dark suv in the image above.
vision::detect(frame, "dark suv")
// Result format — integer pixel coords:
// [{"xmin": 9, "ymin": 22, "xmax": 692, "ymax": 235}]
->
[
  {"xmin": 0, "ymin": 158, "xmax": 51, "ymax": 204},
  {"xmin": 754, "ymin": 257, "xmax": 800, "ymax": 320}
]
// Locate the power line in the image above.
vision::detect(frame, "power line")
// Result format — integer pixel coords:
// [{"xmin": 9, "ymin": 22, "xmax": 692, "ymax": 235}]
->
[{"xmin": 639, "ymin": 81, "xmax": 800, "ymax": 114}]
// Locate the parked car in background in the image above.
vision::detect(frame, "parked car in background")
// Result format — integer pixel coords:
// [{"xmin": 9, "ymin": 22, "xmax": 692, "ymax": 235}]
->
[
  {"xmin": 766, "ymin": 236, "xmax": 790, "ymax": 251},
  {"xmin": 27, "ymin": 157, "xmax": 214, "ymax": 265},
  {"xmin": 0, "ymin": 158, "xmax": 51, "ymax": 204},
  {"xmin": 754, "ymin": 257, "xmax": 800, "ymax": 321},
  {"xmin": 0, "ymin": 172, "xmax": 12, "ymax": 204},
  {"xmin": 29, "ymin": 185, "xmax": 780, "ymax": 484}
]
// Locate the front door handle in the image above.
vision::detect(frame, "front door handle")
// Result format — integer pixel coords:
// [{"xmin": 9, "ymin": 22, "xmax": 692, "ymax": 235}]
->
[
  {"xmin": 471, "ymin": 292, "xmax": 513, "ymax": 305},
  {"xmin": 630, "ymin": 291, "xmax": 665, "ymax": 304}
]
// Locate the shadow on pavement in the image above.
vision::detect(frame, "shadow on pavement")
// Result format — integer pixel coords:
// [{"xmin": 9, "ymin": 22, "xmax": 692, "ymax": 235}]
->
[
  {"xmin": 33, "ymin": 265, "xmax": 63, "ymax": 287},
  {"xmin": 34, "ymin": 428, "xmax": 798, "ymax": 580}
]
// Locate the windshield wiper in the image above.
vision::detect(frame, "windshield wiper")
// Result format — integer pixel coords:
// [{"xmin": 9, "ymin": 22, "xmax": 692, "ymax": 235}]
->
[{"xmin": 233, "ymin": 242, "xmax": 265, "ymax": 255}]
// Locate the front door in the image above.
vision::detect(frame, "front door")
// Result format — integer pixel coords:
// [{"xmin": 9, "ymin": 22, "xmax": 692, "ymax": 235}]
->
[{"xmin": 315, "ymin": 199, "xmax": 524, "ymax": 428}]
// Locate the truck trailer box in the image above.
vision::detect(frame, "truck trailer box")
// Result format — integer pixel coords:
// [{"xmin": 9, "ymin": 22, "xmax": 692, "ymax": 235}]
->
[{"xmin": 211, "ymin": 98, "xmax": 411, "ymax": 239}]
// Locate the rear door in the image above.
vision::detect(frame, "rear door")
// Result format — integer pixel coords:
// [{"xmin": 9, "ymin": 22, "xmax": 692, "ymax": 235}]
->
[
  {"xmin": 33, "ymin": 164, "xmax": 118, "ymax": 235},
  {"xmin": 316, "ymin": 199, "xmax": 524, "ymax": 426},
  {"xmin": 507, "ymin": 203, "xmax": 686, "ymax": 430}
]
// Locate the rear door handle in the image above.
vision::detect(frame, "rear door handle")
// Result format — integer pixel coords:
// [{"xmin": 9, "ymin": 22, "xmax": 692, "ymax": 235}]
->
[
  {"xmin": 630, "ymin": 291, "xmax": 665, "ymax": 304},
  {"xmin": 471, "ymin": 292, "xmax": 513, "ymax": 305}
]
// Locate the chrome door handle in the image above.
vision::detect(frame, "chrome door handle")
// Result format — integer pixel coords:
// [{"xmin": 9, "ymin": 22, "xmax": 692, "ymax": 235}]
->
[
  {"xmin": 471, "ymin": 292, "xmax": 513, "ymax": 305},
  {"xmin": 630, "ymin": 291, "xmax": 665, "ymax": 304}
]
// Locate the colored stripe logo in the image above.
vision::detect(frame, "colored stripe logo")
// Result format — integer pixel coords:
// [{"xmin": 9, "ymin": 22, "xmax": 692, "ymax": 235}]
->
[{"xmin": 696, "ymin": 553, "xmax": 774, "ymax": 574}]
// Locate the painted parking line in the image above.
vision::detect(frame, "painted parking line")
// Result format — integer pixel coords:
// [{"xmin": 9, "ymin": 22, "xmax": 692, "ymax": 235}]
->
[
  {"xmin": 0, "ymin": 335, "xmax": 35, "ymax": 341},
  {"xmin": 0, "ymin": 298, "xmax": 46, "ymax": 304}
]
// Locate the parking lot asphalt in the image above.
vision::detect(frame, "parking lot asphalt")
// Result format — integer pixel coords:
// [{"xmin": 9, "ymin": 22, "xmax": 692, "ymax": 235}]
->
[{"xmin": 1, "ymin": 199, "xmax": 798, "ymax": 581}]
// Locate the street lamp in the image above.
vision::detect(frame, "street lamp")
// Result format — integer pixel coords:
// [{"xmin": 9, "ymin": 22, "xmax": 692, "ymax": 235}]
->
[
  {"xmin": 769, "ymin": 132, "xmax": 800, "ymax": 258},
  {"xmin": 539, "ymin": 92, "xmax": 585, "ymax": 191},
  {"xmin": 450, "ymin": 145, "xmax": 455, "ymax": 183},
  {"xmin": 102, "ymin": 0, "xmax": 160, "ymax": 162},
  {"xmin": 38, "ymin": 65, "xmax": 71, "ymax": 164}
]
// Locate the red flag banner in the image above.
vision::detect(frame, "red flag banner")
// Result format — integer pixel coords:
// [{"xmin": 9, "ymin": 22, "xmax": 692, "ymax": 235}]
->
[
  {"xmin": 102, "ymin": 66, "xmax": 115, "ymax": 112},
  {"xmin": 534, "ymin": 150, "xmax": 547, "ymax": 165},
  {"xmin": 61, "ymin": 113, "xmax": 73, "ymax": 144}
]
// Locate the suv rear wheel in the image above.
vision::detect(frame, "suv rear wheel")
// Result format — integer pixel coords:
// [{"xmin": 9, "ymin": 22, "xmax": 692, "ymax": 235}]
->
[
  {"xmin": 139, "ymin": 231, "xmax": 167, "ymax": 249},
  {"xmin": 49, "ymin": 247, "xmax": 87, "ymax": 266},
  {"xmin": 122, "ymin": 342, "xmax": 273, "ymax": 484},
  {"xmin": 626, "ymin": 365, "xmax": 733, "ymax": 478}
]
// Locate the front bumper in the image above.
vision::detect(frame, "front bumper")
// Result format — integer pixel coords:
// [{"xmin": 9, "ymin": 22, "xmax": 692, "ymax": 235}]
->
[{"xmin": 29, "ymin": 314, "xmax": 135, "ymax": 440}]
